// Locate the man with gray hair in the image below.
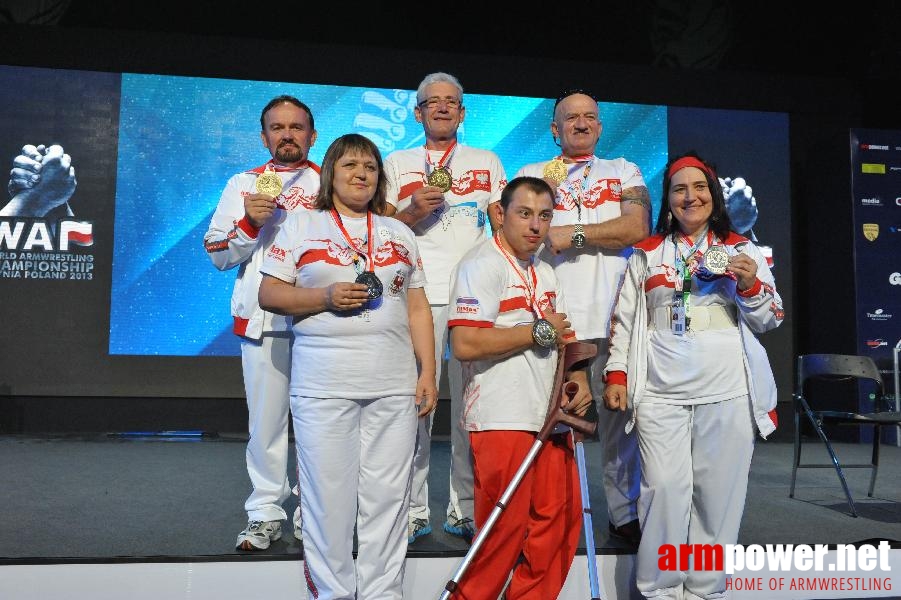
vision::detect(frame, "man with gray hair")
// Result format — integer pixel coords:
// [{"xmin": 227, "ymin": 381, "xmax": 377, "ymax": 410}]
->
[{"xmin": 384, "ymin": 72, "xmax": 507, "ymax": 544}]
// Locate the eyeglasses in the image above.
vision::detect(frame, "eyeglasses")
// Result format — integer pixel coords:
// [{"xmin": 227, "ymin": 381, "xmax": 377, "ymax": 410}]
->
[{"xmin": 417, "ymin": 96, "xmax": 462, "ymax": 110}]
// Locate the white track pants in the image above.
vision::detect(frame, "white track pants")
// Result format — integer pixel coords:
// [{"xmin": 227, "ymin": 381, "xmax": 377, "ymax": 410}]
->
[
  {"xmin": 589, "ymin": 339, "xmax": 642, "ymax": 526},
  {"xmin": 635, "ymin": 396, "xmax": 755, "ymax": 600},
  {"xmin": 293, "ymin": 394, "xmax": 417, "ymax": 600},
  {"xmin": 409, "ymin": 304, "xmax": 472, "ymax": 524},
  {"xmin": 240, "ymin": 333, "xmax": 292, "ymax": 522}
]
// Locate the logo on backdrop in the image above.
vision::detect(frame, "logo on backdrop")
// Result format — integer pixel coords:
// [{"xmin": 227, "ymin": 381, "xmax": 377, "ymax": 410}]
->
[
  {"xmin": 861, "ymin": 163, "xmax": 886, "ymax": 174},
  {"xmin": 0, "ymin": 144, "xmax": 94, "ymax": 281},
  {"xmin": 863, "ymin": 223, "xmax": 879, "ymax": 241},
  {"xmin": 867, "ymin": 308, "xmax": 893, "ymax": 321},
  {"xmin": 891, "ymin": 272, "xmax": 901, "ymax": 286}
]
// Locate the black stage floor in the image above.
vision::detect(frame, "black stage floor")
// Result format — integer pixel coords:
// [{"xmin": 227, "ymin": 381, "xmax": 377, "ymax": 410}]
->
[{"xmin": 2, "ymin": 433, "xmax": 900, "ymax": 563}]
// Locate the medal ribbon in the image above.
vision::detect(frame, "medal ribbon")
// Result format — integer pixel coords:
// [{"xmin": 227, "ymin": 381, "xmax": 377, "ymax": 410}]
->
[
  {"xmin": 493, "ymin": 233, "xmax": 545, "ymax": 319},
  {"xmin": 424, "ymin": 140, "xmax": 457, "ymax": 176},
  {"xmin": 329, "ymin": 208, "xmax": 374, "ymax": 273},
  {"xmin": 673, "ymin": 228, "xmax": 712, "ymax": 318},
  {"xmin": 562, "ymin": 155, "xmax": 594, "ymax": 222},
  {"xmin": 266, "ymin": 160, "xmax": 309, "ymax": 202}
]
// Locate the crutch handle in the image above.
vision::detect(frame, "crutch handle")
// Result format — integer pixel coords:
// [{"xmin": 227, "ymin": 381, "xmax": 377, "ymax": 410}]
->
[{"xmin": 537, "ymin": 380, "xmax": 598, "ymax": 439}]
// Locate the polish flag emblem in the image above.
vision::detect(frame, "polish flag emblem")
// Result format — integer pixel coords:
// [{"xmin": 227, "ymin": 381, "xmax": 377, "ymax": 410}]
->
[{"xmin": 59, "ymin": 220, "xmax": 94, "ymax": 250}]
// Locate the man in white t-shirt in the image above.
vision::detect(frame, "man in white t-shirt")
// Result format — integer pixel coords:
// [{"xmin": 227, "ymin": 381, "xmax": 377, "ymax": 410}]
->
[
  {"xmin": 515, "ymin": 88, "xmax": 651, "ymax": 546},
  {"xmin": 447, "ymin": 176, "xmax": 592, "ymax": 599},
  {"xmin": 384, "ymin": 72, "xmax": 507, "ymax": 544}
]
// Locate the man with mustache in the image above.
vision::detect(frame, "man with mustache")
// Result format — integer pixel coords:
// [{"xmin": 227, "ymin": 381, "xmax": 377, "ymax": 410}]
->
[
  {"xmin": 515, "ymin": 88, "xmax": 651, "ymax": 547},
  {"xmin": 204, "ymin": 95, "xmax": 319, "ymax": 550}
]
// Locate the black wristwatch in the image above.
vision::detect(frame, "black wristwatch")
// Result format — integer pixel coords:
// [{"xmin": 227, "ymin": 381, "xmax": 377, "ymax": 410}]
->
[
  {"xmin": 571, "ymin": 223, "xmax": 586, "ymax": 249},
  {"xmin": 531, "ymin": 318, "xmax": 558, "ymax": 348}
]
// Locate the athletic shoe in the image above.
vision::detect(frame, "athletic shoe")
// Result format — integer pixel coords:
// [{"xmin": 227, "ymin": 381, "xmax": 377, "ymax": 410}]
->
[
  {"xmin": 443, "ymin": 515, "xmax": 475, "ymax": 543},
  {"xmin": 408, "ymin": 518, "xmax": 432, "ymax": 543},
  {"xmin": 608, "ymin": 519, "xmax": 641, "ymax": 546},
  {"xmin": 236, "ymin": 520, "xmax": 282, "ymax": 551},
  {"xmin": 293, "ymin": 506, "xmax": 303, "ymax": 542}
]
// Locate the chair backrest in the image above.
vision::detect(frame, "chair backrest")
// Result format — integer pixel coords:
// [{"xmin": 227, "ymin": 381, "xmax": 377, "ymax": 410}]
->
[{"xmin": 796, "ymin": 354, "xmax": 884, "ymax": 399}]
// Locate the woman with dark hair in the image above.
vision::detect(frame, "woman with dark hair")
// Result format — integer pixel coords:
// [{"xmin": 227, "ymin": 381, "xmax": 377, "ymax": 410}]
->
[
  {"xmin": 259, "ymin": 133, "xmax": 437, "ymax": 599},
  {"xmin": 603, "ymin": 152, "xmax": 784, "ymax": 600}
]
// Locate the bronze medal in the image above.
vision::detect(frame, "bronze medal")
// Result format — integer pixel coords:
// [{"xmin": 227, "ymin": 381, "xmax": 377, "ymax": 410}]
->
[
  {"xmin": 255, "ymin": 167, "xmax": 283, "ymax": 197},
  {"xmin": 427, "ymin": 166, "xmax": 452, "ymax": 192},
  {"xmin": 703, "ymin": 245, "xmax": 729, "ymax": 275},
  {"xmin": 355, "ymin": 271, "xmax": 383, "ymax": 299},
  {"xmin": 542, "ymin": 157, "xmax": 568, "ymax": 185}
]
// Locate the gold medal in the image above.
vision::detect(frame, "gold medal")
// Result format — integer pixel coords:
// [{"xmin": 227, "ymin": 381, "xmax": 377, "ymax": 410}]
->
[
  {"xmin": 255, "ymin": 167, "xmax": 283, "ymax": 197},
  {"xmin": 542, "ymin": 157, "xmax": 568, "ymax": 185},
  {"xmin": 427, "ymin": 166, "xmax": 452, "ymax": 192}
]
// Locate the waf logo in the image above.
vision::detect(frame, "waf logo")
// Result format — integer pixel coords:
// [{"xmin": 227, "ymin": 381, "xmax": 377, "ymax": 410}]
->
[
  {"xmin": 0, "ymin": 219, "xmax": 93, "ymax": 251},
  {"xmin": 862, "ymin": 223, "xmax": 879, "ymax": 241}
]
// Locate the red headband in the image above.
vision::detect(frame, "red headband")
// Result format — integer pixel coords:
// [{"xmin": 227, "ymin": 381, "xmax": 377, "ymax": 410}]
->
[{"xmin": 667, "ymin": 156, "xmax": 716, "ymax": 180}]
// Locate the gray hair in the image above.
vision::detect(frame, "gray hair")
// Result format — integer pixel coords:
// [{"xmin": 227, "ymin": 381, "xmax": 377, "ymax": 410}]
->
[{"xmin": 416, "ymin": 72, "xmax": 464, "ymax": 104}]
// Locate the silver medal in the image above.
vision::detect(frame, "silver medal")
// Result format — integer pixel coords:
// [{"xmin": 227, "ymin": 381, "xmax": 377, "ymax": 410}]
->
[{"xmin": 703, "ymin": 245, "xmax": 729, "ymax": 275}]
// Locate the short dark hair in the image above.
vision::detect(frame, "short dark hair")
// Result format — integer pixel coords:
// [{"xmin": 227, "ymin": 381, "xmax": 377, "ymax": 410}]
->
[
  {"xmin": 315, "ymin": 134, "xmax": 387, "ymax": 215},
  {"xmin": 654, "ymin": 151, "xmax": 734, "ymax": 241},
  {"xmin": 260, "ymin": 95, "xmax": 315, "ymax": 131},
  {"xmin": 553, "ymin": 87, "xmax": 600, "ymax": 110},
  {"xmin": 500, "ymin": 176, "xmax": 555, "ymax": 210}
]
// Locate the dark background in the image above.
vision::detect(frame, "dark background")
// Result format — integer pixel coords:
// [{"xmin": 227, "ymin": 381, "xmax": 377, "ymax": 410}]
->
[{"xmin": 1, "ymin": 0, "xmax": 898, "ymax": 438}]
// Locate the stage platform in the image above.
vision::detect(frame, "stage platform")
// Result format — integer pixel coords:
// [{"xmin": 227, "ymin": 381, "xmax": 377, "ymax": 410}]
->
[{"xmin": 1, "ymin": 433, "xmax": 900, "ymax": 599}]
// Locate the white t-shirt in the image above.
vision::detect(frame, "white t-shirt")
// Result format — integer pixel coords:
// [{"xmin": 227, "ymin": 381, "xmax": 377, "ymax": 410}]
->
[
  {"xmin": 448, "ymin": 237, "xmax": 568, "ymax": 432},
  {"xmin": 385, "ymin": 143, "xmax": 507, "ymax": 305},
  {"xmin": 260, "ymin": 209, "xmax": 426, "ymax": 399},
  {"xmin": 516, "ymin": 156, "xmax": 644, "ymax": 339}
]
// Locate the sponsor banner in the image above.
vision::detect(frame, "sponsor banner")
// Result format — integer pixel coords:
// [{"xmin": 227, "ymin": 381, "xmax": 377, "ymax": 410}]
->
[{"xmin": 850, "ymin": 129, "xmax": 901, "ymax": 427}]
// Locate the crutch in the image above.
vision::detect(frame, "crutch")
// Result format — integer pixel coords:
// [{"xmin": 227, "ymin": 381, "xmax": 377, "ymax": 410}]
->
[
  {"xmin": 572, "ymin": 425, "xmax": 601, "ymax": 599},
  {"xmin": 439, "ymin": 341, "xmax": 598, "ymax": 600}
]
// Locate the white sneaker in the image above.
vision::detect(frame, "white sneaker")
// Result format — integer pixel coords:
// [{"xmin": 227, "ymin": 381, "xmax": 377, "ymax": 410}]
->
[
  {"xmin": 236, "ymin": 520, "xmax": 282, "ymax": 550},
  {"xmin": 293, "ymin": 506, "xmax": 303, "ymax": 541}
]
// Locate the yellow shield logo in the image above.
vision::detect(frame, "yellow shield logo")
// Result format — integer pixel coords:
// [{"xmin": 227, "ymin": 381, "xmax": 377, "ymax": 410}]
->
[{"xmin": 863, "ymin": 223, "xmax": 879, "ymax": 241}]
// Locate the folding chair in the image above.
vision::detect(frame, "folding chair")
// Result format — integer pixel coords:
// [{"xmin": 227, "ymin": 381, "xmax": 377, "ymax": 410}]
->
[{"xmin": 789, "ymin": 353, "xmax": 901, "ymax": 517}]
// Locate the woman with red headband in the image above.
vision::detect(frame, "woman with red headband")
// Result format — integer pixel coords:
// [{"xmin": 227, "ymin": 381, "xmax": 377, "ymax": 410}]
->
[{"xmin": 603, "ymin": 151, "xmax": 784, "ymax": 600}]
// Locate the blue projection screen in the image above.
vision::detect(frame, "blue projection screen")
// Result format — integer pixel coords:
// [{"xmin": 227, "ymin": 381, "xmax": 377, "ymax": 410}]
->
[{"xmin": 109, "ymin": 74, "xmax": 668, "ymax": 356}]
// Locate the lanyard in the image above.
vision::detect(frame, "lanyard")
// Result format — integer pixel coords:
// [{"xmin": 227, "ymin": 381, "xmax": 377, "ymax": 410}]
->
[
  {"xmin": 329, "ymin": 209, "xmax": 374, "ymax": 273},
  {"xmin": 563, "ymin": 155, "xmax": 593, "ymax": 222},
  {"xmin": 672, "ymin": 228, "xmax": 711, "ymax": 320},
  {"xmin": 493, "ymin": 233, "xmax": 544, "ymax": 318}
]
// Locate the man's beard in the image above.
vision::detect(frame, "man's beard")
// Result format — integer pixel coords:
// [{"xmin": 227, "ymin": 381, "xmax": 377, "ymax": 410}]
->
[{"xmin": 275, "ymin": 143, "xmax": 303, "ymax": 164}]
